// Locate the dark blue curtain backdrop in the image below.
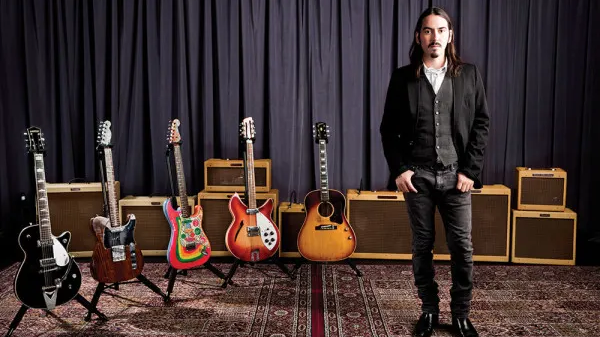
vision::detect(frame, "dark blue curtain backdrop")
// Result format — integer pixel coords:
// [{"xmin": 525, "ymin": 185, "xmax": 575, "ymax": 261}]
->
[{"xmin": 1, "ymin": 0, "xmax": 599, "ymax": 263}]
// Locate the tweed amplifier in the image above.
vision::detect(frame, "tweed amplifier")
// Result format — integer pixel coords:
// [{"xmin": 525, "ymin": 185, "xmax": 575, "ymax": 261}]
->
[
  {"xmin": 46, "ymin": 182, "xmax": 119, "ymax": 257},
  {"xmin": 118, "ymin": 196, "xmax": 195, "ymax": 256},
  {"xmin": 346, "ymin": 190, "xmax": 412, "ymax": 260},
  {"xmin": 204, "ymin": 158, "xmax": 271, "ymax": 193},
  {"xmin": 516, "ymin": 167, "xmax": 566, "ymax": 211},
  {"xmin": 197, "ymin": 189, "xmax": 279, "ymax": 256},
  {"xmin": 512, "ymin": 208, "xmax": 577, "ymax": 265},
  {"xmin": 433, "ymin": 185, "xmax": 511, "ymax": 262},
  {"xmin": 278, "ymin": 202, "xmax": 305, "ymax": 258}
]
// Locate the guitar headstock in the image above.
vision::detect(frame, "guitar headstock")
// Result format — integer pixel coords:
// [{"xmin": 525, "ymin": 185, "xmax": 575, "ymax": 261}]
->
[
  {"xmin": 96, "ymin": 121, "xmax": 112, "ymax": 148},
  {"xmin": 24, "ymin": 127, "xmax": 46, "ymax": 154},
  {"xmin": 240, "ymin": 117, "xmax": 256, "ymax": 142},
  {"xmin": 313, "ymin": 122, "xmax": 330, "ymax": 144},
  {"xmin": 167, "ymin": 119, "xmax": 182, "ymax": 145}
]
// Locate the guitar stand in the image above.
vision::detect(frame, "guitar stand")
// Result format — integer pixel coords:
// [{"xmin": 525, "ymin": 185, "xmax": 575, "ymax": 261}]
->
[
  {"xmin": 291, "ymin": 258, "xmax": 363, "ymax": 277},
  {"xmin": 84, "ymin": 274, "xmax": 167, "ymax": 321},
  {"xmin": 163, "ymin": 261, "xmax": 232, "ymax": 301},
  {"xmin": 221, "ymin": 256, "xmax": 296, "ymax": 289},
  {"xmin": 5, "ymin": 294, "xmax": 107, "ymax": 337}
]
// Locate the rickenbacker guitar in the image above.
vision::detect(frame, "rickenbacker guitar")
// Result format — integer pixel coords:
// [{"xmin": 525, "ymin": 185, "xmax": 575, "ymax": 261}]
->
[
  {"xmin": 14, "ymin": 127, "xmax": 82, "ymax": 309},
  {"xmin": 225, "ymin": 117, "xmax": 279, "ymax": 262},
  {"xmin": 163, "ymin": 119, "xmax": 211, "ymax": 270},
  {"xmin": 90, "ymin": 121, "xmax": 144, "ymax": 283},
  {"xmin": 297, "ymin": 122, "xmax": 357, "ymax": 261}
]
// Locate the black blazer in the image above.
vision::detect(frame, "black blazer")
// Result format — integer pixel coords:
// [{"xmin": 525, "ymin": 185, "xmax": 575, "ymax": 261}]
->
[{"xmin": 380, "ymin": 63, "xmax": 490, "ymax": 190}]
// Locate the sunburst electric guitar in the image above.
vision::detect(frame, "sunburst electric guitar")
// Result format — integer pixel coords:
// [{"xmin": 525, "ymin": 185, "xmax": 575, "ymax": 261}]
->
[
  {"xmin": 297, "ymin": 122, "xmax": 357, "ymax": 261},
  {"xmin": 90, "ymin": 121, "xmax": 144, "ymax": 283},
  {"xmin": 225, "ymin": 117, "xmax": 279, "ymax": 262},
  {"xmin": 163, "ymin": 119, "xmax": 211, "ymax": 270},
  {"xmin": 14, "ymin": 127, "xmax": 82, "ymax": 309}
]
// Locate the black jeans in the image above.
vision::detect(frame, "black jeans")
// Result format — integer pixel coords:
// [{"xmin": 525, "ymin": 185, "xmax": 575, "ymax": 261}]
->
[{"xmin": 403, "ymin": 164, "xmax": 473, "ymax": 318}]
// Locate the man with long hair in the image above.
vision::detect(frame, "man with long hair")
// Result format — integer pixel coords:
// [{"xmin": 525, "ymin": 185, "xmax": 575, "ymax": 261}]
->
[{"xmin": 380, "ymin": 7, "xmax": 489, "ymax": 337}]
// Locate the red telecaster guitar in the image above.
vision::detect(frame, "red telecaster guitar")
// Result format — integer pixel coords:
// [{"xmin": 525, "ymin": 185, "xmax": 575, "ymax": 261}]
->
[
  {"xmin": 225, "ymin": 117, "xmax": 279, "ymax": 262},
  {"xmin": 163, "ymin": 119, "xmax": 211, "ymax": 270},
  {"xmin": 297, "ymin": 122, "xmax": 357, "ymax": 261}
]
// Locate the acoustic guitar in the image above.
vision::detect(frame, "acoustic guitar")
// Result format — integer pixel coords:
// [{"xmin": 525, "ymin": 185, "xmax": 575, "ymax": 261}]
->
[{"xmin": 297, "ymin": 122, "xmax": 357, "ymax": 261}]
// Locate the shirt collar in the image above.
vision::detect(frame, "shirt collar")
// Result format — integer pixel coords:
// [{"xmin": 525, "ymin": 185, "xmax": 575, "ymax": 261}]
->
[{"xmin": 423, "ymin": 59, "xmax": 448, "ymax": 74}]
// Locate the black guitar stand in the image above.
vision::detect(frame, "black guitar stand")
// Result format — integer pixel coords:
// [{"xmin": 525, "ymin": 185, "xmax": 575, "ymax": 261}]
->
[
  {"xmin": 83, "ymin": 145, "xmax": 168, "ymax": 320},
  {"xmin": 5, "ymin": 294, "xmax": 107, "ymax": 337},
  {"xmin": 161, "ymin": 145, "xmax": 231, "ymax": 300},
  {"xmin": 221, "ymin": 148, "xmax": 295, "ymax": 288}
]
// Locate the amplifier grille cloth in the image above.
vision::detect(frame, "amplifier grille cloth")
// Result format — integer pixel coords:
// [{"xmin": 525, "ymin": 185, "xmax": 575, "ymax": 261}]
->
[
  {"xmin": 521, "ymin": 177, "xmax": 564, "ymax": 205},
  {"xmin": 119, "ymin": 205, "xmax": 191, "ymax": 251},
  {"xmin": 207, "ymin": 167, "xmax": 268, "ymax": 187},
  {"xmin": 48, "ymin": 194, "xmax": 104, "ymax": 252},
  {"xmin": 515, "ymin": 218, "xmax": 573, "ymax": 260},
  {"xmin": 349, "ymin": 200, "xmax": 411, "ymax": 254}
]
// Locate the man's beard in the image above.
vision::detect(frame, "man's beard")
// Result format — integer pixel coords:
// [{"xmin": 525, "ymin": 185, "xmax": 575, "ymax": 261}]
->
[{"xmin": 430, "ymin": 51, "xmax": 440, "ymax": 58}]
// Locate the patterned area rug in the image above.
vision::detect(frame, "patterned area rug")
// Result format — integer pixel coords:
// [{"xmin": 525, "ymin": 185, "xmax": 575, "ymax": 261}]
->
[
  {"xmin": 0, "ymin": 262, "xmax": 310, "ymax": 337},
  {"xmin": 322, "ymin": 263, "xmax": 600, "ymax": 337}
]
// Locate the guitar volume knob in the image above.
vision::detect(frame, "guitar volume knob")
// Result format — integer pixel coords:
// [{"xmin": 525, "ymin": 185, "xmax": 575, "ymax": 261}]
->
[
  {"xmin": 348, "ymin": 236, "xmax": 353, "ymax": 240},
  {"xmin": 344, "ymin": 228, "xmax": 349, "ymax": 232}
]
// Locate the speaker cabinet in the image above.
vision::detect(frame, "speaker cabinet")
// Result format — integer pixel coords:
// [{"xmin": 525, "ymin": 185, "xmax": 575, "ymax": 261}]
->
[
  {"xmin": 46, "ymin": 182, "xmax": 119, "ymax": 257},
  {"xmin": 346, "ymin": 190, "xmax": 412, "ymax": 259},
  {"xmin": 512, "ymin": 209, "xmax": 577, "ymax": 265},
  {"xmin": 197, "ymin": 189, "xmax": 279, "ymax": 256},
  {"xmin": 118, "ymin": 196, "xmax": 195, "ymax": 256},
  {"xmin": 278, "ymin": 202, "xmax": 305, "ymax": 258},
  {"xmin": 204, "ymin": 158, "xmax": 271, "ymax": 193},
  {"xmin": 516, "ymin": 167, "xmax": 567, "ymax": 211},
  {"xmin": 433, "ymin": 185, "xmax": 511, "ymax": 262}
]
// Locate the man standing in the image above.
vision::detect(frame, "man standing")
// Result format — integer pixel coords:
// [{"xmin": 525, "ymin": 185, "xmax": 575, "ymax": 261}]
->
[{"xmin": 380, "ymin": 7, "xmax": 489, "ymax": 337}]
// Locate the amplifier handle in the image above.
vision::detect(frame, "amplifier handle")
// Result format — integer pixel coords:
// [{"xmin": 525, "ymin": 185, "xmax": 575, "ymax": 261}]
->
[{"xmin": 377, "ymin": 195, "xmax": 398, "ymax": 200}]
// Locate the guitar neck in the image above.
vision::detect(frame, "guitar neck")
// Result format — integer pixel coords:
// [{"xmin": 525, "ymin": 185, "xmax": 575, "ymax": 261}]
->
[
  {"xmin": 318, "ymin": 140, "xmax": 329, "ymax": 202},
  {"xmin": 173, "ymin": 144, "xmax": 189, "ymax": 217},
  {"xmin": 246, "ymin": 140, "xmax": 257, "ymax": 209},
  {"xmin": 34, "ymin": 154, "xmax": 53, "ymax": 246},
  {"xmin": 103, "ymin": 148, "xmax": 120, "ymax": 226}
]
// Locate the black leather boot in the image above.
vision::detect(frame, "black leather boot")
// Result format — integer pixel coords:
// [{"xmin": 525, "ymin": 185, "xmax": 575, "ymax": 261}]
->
[
  {"xmin": 413, "ymin": 313, "xmax": 438, "ymax": 337},
  {"xmin": 452, "ymin": 317, "xmax": 479, "ymax": 337}
]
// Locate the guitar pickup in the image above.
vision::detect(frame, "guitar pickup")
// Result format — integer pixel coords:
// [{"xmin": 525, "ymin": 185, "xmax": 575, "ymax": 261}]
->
[
  {"xmin": 246, "ymin": 226, "xmax": 260, "ymax": 237},
  {"xmin": 246, "ymin": 208, "xmax": 259, "ymax": 215},
  {"xmin": 39, "ymin": 258, "xmax": 56, "ymax": 268},
  {"xmin": 185, "ymin": 242, "xmax": 197, "ymax": 250},
  {"xmin": 315, "ymin": 225, "xmax": 338, "ymax": 230}
]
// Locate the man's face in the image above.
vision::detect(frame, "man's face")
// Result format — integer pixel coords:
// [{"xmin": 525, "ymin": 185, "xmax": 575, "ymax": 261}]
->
[{"xmin": 415, "ymin": 14, "xmax": 452, "ymax": 59}]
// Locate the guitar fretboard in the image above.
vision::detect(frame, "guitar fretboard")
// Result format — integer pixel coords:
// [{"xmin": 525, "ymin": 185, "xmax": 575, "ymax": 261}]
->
[
  {"xmin": 104, "ymin": 148, "xmax": 120, "ymax": 226},
  {"xmin": 34, "ymin": 154, "xmax": 52, "ymax": 245},
  {"xmin": 318, "ymin": 140, "xmax": 329, "ymax": 202},
  {"xmin": 246, "ymin": 140, "xmax": 257, "ymax": 209},
  {"xmin": 173, "ymin": 144, "xmax": 189, "ymax": 218}
]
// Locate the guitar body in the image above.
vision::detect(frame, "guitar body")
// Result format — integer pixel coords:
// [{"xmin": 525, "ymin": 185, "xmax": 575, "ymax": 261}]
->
[
  {"xmin": 225, "ymin": 193, "xmax": 279, "ymax": 262},
  {"xmin": 164, "ymin": 198, "xmax": 211, "ymax": 270},
  {"xmin": 297, "ymin": 189, "xmax": 357, "ymax": 261},
  {"xmin": 90, "ymin": 215, "xmax": 144, "ymax": 283},
  {"xmin": 14, "ymin": 225, "xmax": 82, "ymax": 309}
]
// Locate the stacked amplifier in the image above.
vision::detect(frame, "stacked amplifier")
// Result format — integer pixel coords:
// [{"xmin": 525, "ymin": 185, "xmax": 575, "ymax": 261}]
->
[
  {"xmin": 512, "ymin": 167, "xmax": 576, "ymax": 265},
  {"xmin": 198, "ymin": 159, "xmax": 277, "ymax": 256}
]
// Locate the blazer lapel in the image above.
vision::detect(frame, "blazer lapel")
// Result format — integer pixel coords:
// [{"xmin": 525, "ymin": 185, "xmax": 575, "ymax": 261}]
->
[
  {"xmin": 452, "ymin": 73, "xmax": 465, "ymax": 134},
  {"xmin": 408, "ymin": 78, "xmax": 419, "ymax": 119}
]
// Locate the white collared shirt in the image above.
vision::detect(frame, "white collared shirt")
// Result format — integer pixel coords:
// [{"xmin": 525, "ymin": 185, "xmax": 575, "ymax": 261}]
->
[{"xmin": 423, "ymin": 59, "xmax": 448, "ymax": 95}]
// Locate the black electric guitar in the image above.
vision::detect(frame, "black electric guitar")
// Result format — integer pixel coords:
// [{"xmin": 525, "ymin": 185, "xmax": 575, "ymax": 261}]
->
[{"xmin": 14, "ymin": 127, "xmax": 82, "ymax": 309}]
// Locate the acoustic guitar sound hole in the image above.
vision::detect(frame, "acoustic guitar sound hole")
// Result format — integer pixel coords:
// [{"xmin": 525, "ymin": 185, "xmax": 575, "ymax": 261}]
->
[{"xmin": 318, "ymin": 202, "xmax": 334, "ymax": 218}]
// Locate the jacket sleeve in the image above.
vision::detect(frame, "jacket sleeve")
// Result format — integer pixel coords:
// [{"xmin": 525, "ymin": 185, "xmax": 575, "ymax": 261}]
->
[
  {"xmin": 380, "ymin": 69, "xmax": 411, "ymax": 180},
  {"xmin": 458, "ymin": 65, "xmax": 490, "ymax": 188}
]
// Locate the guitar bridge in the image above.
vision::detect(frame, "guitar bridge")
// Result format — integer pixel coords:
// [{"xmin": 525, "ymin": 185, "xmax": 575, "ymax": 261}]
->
[
  {"xmin": 111, "ymin": 245, "xmax": 126, "ymax": 262},
  {"xmin": 246, "ymin": 226, "xmax": 260, "ymax": 237},
  {"xmin": 315, "ymin": 225, "xmax": 338, "ymax": 230}
]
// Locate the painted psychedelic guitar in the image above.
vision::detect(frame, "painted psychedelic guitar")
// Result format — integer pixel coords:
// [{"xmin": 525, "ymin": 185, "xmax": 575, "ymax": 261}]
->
[
  {"xmin": 90, "ymin": 121, "xmax": 144, "ymax": 283},
  {"xmin": 163, "ymin": 119, "xmax": 211, "ymax": 269},
  {"xmin": 14, "ymin": 127, "xmax": 82, "ymax": 309},
  {"xmin": 225, "ymin": 117, "xmax": 279, "ymax": 262},
  {"xmin": 297, "ymin": 122, "xmax": 356, "ymax": 261}
]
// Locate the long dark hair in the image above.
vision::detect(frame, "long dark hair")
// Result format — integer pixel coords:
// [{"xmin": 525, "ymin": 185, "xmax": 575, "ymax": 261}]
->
[{"xmin": 409, "ymin": 7, "xmax": 463, "ymax": 79}]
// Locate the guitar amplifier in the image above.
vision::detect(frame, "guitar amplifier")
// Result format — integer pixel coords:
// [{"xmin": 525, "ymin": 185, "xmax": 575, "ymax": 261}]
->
[
  {"xmin": 118, "ymin": 196, "xmax": 195, "ymax": 256},
  {"xmin": 197, "ymin": 189, "xmax": 279, "ymax": 256},
  {"xmin": 46, "ymin": 182, "xmax": 119, "ymax": 257},
  {"xmin": 346, "ymin": 190, "xmax": 412, "ymax": 259},
  {"xmin": 204, "ymin": 158, "xmax": 271, "ymax": 193},
  {"xmin": 278, "ymin": 202, "xmax": 305, "ymax": 258},
  {"xmin": 516, "ymin": 167, "xmax": 567, "ymax": 211},
  {"xmin": 433, "ymin": 185, "xmax": 511, "ymax": 262},
  {"xmin": 512, "ymin": 209, "xmax": 577, "ymax": 265}
]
